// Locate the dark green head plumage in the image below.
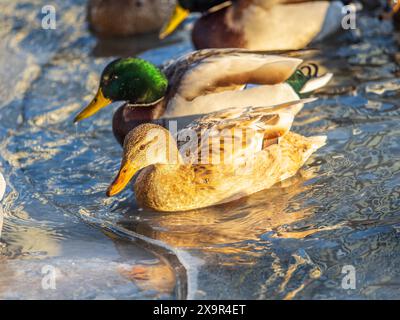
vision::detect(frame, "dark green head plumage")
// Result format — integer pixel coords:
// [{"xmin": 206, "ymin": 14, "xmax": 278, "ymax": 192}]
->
[
  {"xmin": 101, "ymin": 58, "xmax": 168, "ymax": 104},
  {"xmin": 286, "ymin": 68, "xmax": 314, "ymax": 97},
  {"xmin": 74, "ymin": 58, "xmax": 168, "ymax": 123}
]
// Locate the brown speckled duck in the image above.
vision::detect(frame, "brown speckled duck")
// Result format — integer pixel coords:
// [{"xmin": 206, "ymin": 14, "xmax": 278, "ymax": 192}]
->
[{"xmin": 106, "ymin": 99, "xmax": 326, "ymax": 212}]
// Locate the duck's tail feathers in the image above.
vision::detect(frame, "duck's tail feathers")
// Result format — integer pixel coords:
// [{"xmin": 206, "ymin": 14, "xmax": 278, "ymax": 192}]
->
[
  {"xmin": 301, "ymin": 135, "xmax": 327, "ymax": 164},
  {"xmin": 307, "ymin": 135, "xmax": 327, "ymax": 152},
  {"xmin": 300, "ymin": 73, "xmax": 333, "ymax": 94}
]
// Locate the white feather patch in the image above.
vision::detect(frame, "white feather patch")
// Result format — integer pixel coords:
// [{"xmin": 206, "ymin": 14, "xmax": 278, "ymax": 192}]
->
[{"xmin": 300, "ymin": 73, "xmax": 333, "ymax": 94}]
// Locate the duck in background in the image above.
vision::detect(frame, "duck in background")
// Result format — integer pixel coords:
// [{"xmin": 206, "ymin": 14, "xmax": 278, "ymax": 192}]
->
[
  {"xmin": 106, "ymin": 99, "xmax": 327, "ymax": 211},
  {"xmin": 160, "ymin": 0, "xmax": 347, "ymax": 50},
  {"xmin": 73, "ymin": 49, "xmax": 332, "ymax": 145},
  {"xmin": 381, "ymin": 0, "xmax": 400, "ymax": 29},
  {"xmin": 87, "ymin": 0, "xmax": 176, "ymax": 37}
]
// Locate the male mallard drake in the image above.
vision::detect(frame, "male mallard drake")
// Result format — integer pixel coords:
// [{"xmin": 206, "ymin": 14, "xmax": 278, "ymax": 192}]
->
[
  {"xmin": 74, "ymin": 49, "xmax": 332, "ymax": 145},
  {"xmin": 160, "ymin": 0, "xmax": 346, "ymax": 50},
  {"xmin": 106, "ymin": 99, "xmax": 326, "ymax": 212},
  {"xmin": 87, "ymin": 0, "xmax": 175, "ymax": 37}
]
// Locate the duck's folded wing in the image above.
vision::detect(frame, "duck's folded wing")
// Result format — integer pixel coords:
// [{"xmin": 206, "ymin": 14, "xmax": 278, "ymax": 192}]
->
[
  {"xmin": 178, "ymin": 99, "xmax": 312, "ymax": 165},
  {"xmin": 162, "ymin": 49, "xmax": 304, "ymax": 102}
]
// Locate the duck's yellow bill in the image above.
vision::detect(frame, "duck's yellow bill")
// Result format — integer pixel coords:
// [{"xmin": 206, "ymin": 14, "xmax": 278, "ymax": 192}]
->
[
  {"xmin": 393, "ymin": 2, "xmax": 400, "ymax": 14},
  {"xmin": 73, "ymin": 88, "xmax": 112, "ymax": 123},
  {"xmin": 107, "ymin": 161, "xmax": 137, "ymax": 197},
  {"xmin": 159, "ymin": 4, "xmax": 190, "ymax": 39}
]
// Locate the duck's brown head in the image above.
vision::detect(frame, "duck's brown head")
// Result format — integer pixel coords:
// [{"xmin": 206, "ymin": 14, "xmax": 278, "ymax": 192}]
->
[{"xmin": 107, "ymin": 124, "xmax": 181, "ymax": 197}]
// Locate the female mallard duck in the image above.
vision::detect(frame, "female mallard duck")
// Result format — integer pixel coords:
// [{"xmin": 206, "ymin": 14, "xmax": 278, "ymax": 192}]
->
[
  {"xmin": 74, "ymin": 49, "xmax": 332, "ymax": 145},
  {"xmin": 106, "ymin": 99, "xmax": 326, "ymax": 211},
  {"xmin": 160, "ymin": 0, "xmax": 346, "ymax": 50},
  {"xmin": 87, "ymin": 0, "xmax": 175, "ymax": 37}
]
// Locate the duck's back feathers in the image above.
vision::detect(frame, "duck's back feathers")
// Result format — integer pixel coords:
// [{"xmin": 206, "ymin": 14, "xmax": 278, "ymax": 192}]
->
[
  {"xmin": 178, "ymin": 99, "xmax": 311, "ymax": 166},
  {"xmin": 161, "ymin": 48, "xmax": 319, "ymax": 95},
  {"xmin": 162, "ymin": 49, "xmax": 303, "ymax": 100},
  {"xmin": 161, "ymin": 49, "xmax": 308, "ymax": 117}
]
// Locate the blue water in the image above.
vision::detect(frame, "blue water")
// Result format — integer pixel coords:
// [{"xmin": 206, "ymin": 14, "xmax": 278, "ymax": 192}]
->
[{"xmin": 0, "ymin": 0, "xmax": 399, "ymax": 299}]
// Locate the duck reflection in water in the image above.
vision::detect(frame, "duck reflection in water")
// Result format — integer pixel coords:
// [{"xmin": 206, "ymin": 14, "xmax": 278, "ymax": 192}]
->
[{"xmin": 116, "ymin": 165, "xmax": 331, "ymax": 258}]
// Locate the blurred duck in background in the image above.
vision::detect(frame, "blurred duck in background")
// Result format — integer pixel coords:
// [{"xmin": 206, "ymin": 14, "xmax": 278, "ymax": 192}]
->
[
  {"xmin": 381, "ymin": 0, "xmax": 400, "ymax": 29},
  {"xmin": 393, "ymin": 2, "xmax": 400, "ymax": 29},
  {"xmin": 160, "ymin": 0, "xmax": 347, "ymax": 50},
  {"xmin": 73, "ymin": 49, "xmax": 332, "ymax": 145},
  {"xmin": 87, "ymin": 0, "xmax": 176, "ymax": 37}
]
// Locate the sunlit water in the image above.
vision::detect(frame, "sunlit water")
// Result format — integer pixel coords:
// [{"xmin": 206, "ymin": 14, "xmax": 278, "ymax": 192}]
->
[{"xmin": 0, "ymin": 0, "xmax": 399, "ymax": 299}]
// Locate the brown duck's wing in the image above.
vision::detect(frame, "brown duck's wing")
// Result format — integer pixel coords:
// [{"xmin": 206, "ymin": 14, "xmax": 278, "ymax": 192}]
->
[
  {"xmin": 170, "ymin": 130, "xmax": 326, "ymax": 211},
  {"xmin": 178, "ymin": 99, "xmax": 309, "ymax": 166},
  {"xmin": 160, "ymin": 49, "xmax": 309, "ymax": 102}
]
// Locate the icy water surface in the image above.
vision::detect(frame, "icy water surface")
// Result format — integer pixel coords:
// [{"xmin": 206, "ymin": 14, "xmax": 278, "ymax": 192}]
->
[{"xmin": 0, "ymin": 0, "xmax": 399, "ymax": 299}]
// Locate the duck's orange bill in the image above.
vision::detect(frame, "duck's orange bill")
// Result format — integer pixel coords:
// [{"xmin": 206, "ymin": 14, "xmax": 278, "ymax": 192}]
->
[
  {"xmin": 394, "ymin": 2, "xmax": 400, "ymax": 14},
  {"xmin": 159, "ymin": 4, "xmax": 190, "ymax": 39},
  {"xmin": 106, "ymin": 161, "xmax": 137, "ymax": 197},
  {"xmin": 74, "ymin": 88, "xmax": 112, "ymax": 123}
]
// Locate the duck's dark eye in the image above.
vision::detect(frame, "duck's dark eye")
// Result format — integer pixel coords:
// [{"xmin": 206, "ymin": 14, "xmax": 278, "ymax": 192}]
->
[
  {"xmin": 102, "ymin": 76, "xmax": 109, "ymax": 86},
  {"xmin": 103, "ymin": 74, "xmax": 118, "ymax": 85},
  {"xmin": 139, "ymin": 145, "xmax": 146, "ymax": 151}
]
